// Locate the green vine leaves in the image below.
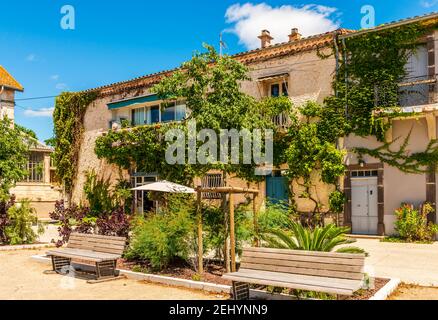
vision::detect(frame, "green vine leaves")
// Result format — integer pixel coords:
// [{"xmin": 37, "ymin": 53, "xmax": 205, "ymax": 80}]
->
[
  {"xmin": 328, "ymin": 21, "xmax": 438, "ymax": 174},
  {"xmin": 53, "ymin": 91, "xmax": 97, "ymax": 194},
  {"xmin": 0, "ymin": 118, "xmax": 31, "ymax": 201}
]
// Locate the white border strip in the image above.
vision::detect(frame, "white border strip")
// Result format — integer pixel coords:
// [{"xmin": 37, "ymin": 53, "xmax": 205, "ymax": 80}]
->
[
  {"xmin": 31, "ymin": 255, "xmax": 400, "ymax": 300},
  {"xmin": 31, "ymin": 255, "xmax": 231, "ymax": 294},
  {"xmin": 0, "ymin": 243, "xmax": 55, "ymax": 251},
  {"xmin": 369, "ymin": 278, "xmax": 401, "ymax": 300}
]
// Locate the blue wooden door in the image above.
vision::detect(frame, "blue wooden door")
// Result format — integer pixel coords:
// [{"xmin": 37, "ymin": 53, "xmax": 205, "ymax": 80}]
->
[{"xmin": 266, "ymin": 176, "xmax": 289, "ymax": 204}]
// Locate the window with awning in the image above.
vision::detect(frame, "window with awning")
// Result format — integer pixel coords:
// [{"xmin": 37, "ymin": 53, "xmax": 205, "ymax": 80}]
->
[{"xmin": 108, "ymin": 94, "xmax": 187, "ymax": 127}]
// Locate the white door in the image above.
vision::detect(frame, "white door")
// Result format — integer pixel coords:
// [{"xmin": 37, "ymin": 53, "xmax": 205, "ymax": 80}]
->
[{"xmin": 351, "ymin": 177, "xmax": 378, "ymax": 235}]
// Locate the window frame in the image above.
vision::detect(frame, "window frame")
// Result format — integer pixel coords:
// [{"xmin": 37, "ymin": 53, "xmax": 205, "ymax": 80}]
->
[
  {"xmin": 268, "ymin": 80, "xmax": 289, "ymax": 97},
  {"xmin": 126, "ymin": 101, "xmax": 187, "ymax": 127}
]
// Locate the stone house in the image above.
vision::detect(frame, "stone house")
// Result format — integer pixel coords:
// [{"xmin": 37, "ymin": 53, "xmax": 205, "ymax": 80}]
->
[
  {"xmin": 0, "ymin": 65, "xmax": 62, "ymax": 219},
  {"xmin": 72, "ymin": 12, "xmax": 438, "ymax": 236},
  {"xmin": 72, "ymin": 27, "xmax": 345, "ymax": 215},
  {"xmin": 341, "ymin": 13, "xmax": 438, "ymax": 235}
]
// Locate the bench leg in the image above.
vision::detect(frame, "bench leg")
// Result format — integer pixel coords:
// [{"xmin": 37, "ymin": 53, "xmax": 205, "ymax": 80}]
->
[
  {"xmin": 95, "ymin": 260, "xmax": 117, "ymax": 280},
  {"xmin": 51, "ymin": 256, "xmax": 71, "ymax": 274},
  {"xmin": 232, "ymin": 282, "xmax": 250, "ymax": 300}
]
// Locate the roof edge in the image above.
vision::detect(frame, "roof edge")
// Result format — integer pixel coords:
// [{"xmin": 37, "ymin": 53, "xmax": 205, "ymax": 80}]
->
[
  {"xmin": 82, "ymin": 28, "xmax": 350, "ymax": 95},
  {"xmin": 340, "ymin": 11, "xmax": 438, "ymax": 40}
]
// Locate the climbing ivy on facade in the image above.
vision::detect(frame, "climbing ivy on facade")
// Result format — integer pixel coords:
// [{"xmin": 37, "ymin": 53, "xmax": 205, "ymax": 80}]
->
[
  {"xmin": 53, "ymin": 91, "xmax": 97, "ymax": 195},
  {"xmin": 326, "ymin": 21, "xmax": 438, "ymax": 173}
]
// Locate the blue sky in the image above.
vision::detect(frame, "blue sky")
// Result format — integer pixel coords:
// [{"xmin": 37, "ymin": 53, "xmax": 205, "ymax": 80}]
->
[{"xmin": 0, "ymin": 0, "xmax": 437, "ymax": 141}]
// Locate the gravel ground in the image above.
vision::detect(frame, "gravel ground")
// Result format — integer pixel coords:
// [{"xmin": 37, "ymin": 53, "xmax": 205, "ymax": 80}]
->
[
  {"xmin": 388, "ymin": 283, "xmax": 438, "ymax": 300},
  {"xmin": 0, "ymin": 250, "xmax": 224, "ymax": 300}
]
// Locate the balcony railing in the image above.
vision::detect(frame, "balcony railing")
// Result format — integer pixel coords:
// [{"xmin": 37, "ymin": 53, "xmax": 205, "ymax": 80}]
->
[
  {"xmin": 374, "ymin": 75, "xmax": 437, "ymax": 108},
  {"xmin": 272, "ymin": 112, "xmax": 292, "ymax": 130}
]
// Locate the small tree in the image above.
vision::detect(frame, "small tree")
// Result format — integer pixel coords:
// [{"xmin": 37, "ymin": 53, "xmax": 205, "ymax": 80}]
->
[
  {"xmin": 283, "ymin": 101, "xmax": 346, "ymax": 225},
  {"xmin": 0, "ymin": 118, "xmax": 30, "ymax": 201}
]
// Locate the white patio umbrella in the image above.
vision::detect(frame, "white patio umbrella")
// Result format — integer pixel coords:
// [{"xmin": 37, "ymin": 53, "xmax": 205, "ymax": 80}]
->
[{"xmin": 131, "ymin": 180, "xmax": 196, "ymax": 194}]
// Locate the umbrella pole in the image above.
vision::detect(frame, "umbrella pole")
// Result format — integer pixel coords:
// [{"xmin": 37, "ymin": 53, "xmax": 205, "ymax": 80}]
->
[
  {"xmin": 222, "ymin": 193, "xmax": 230, "ymax": 273},
  {"xmin": 229, "ymin": 192, "xmax": 236, "ymax": 272},
  {"xmin": 253, "ymin": 193, "xmax": 259, "ymax": 247},
  {"xmin": 196, "ymin": 190, "xmax": 203, "ymax": 274}
]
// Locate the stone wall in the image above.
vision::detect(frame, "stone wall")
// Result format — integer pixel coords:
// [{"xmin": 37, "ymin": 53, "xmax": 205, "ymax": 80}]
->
[{"xmin": 11, "ymin": 183, "xmax": 63, "ymax": 220}]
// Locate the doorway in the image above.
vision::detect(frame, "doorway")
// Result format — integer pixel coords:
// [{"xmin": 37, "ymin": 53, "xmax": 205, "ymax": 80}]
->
[
  {"xmin": 266, "ymin": 171, "xmax": 289, "ymax": 205},
  {"xmin": 351, "ymin": 174, "xmax": 378, "ymax": 235}
]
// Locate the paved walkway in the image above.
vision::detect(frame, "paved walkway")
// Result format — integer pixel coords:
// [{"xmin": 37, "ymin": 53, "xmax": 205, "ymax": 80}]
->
[
  {"xmin": 0, "ymin": 250, "xmax": 221, "ymax": 300},
  {"xmin": 344, "ymin": 238, "xmax": 438, "ymax": 286}
]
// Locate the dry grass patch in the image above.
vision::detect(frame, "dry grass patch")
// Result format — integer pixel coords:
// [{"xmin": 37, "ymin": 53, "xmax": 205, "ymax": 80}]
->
[{"xmin": 388, "ymin": 283, "xmax": 438, "ymax": 300}]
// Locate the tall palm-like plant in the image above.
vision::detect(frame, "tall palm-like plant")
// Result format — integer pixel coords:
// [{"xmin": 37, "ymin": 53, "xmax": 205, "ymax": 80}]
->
[{"xmin": 261, "ymin": 221, "xmax": 366, "ymax": 254}]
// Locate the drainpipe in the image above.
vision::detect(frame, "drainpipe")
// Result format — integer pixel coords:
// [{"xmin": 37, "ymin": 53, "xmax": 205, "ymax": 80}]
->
[
  {"xmin": 334, "ymin": 32, "xmax": 347, "ymax": 227},
  {"xmin": 333, "ymin": 33, "xmax": 340, "ymax": 98},
  {"xmin": 342, "ymin": 38, "xmax": 349, "ymax": 119}
]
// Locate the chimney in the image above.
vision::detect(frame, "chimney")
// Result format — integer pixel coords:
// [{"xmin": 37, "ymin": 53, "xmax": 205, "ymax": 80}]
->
[
  {"xmin": 288, "ymin": 28, "xmax": 302, "ymax": 42},
  {"xmin": 258, "ymin": 30, "xmax": 273, "ymax": 48}
]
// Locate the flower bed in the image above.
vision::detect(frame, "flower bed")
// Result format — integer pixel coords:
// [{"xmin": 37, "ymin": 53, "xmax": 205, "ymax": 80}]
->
[
  {"xmin": 118, "ymin": 258, "xmax": 232, "ymax": 286},
  {"xmin": 118, "ymin": 258, "xmax": 390, "ymax": 300}
]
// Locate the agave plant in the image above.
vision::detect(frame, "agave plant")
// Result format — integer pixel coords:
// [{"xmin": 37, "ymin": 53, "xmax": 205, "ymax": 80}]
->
[{"xmin": 261, "ymin": 221, "xmax": 366, "ymax": 254}]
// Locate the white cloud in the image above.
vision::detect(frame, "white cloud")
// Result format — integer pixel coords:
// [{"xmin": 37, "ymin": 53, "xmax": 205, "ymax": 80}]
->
[
  {"xmin": 225, "ymin": 3, "xmax": 340, "ymax": 49},
  {"xmin": 55, "ymin": 83, "xmax": 67, "ymax": 90},
  {"xmin": 24, "ymin": 107, "xmax": 54, "ymax": 118},
  {"xmin": 420, "ymin": 0, "xmax": 438, "ymax": 7},
  {"xmin": 26, "ymin": 54, "xmax": 37, "ymax": 62},
  {"xmin": 50, "ymin": 74, "xmax": 60, "ymax": 81}
]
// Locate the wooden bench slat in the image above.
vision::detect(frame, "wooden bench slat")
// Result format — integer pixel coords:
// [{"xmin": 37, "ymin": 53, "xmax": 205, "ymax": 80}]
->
[
  {"xmin": 223, "ymin": 247, "xmax": 366, "ymax": 298},
  {"xmin": 48, "ymin": 248, "xmax": 121, "ymax": 259},
  {"xmin": 243, "ymin": 251, "xmax": 364, "ymax": 266},
  {"xmin": 241, "ymin": 262, "xmax": 363, "ymax": 280},
  {"xmin": 244, "ymin": 247, "xmax": 366, "ymax": 259},
  {"xmin": 47, "ymin": 248, "xmax": 121, "ymax": 262},
  {"xmin": 66, "ymin": 233, "xmax": 126, "ymax": 256},
  {"xmin": 66, "ymin": 244, "xmax": 124, "ymax": 255},
  {"xmin": 69, "ymin": 233, "xmax": 126, "ymax": 241},
  {"xmin": 69, "ymin": 235, "xmax": 126, "ymax": 244},
  {"xmin": 224, "ymin": 274, "xmax": 358, "ymax": 296},
  {"xmin": 67, "ymin": 240, "xmax": 125, "ymax": 250},
  {"xmin": 234, "ymin": 268, "xmax": 362, "ymax": 288},
  {"xmin": 68, "ymin": 239, "xmax": 126, "ymax": 247},
  {"xmin": 243, "ymin": 256, "xmax": 364, "ymax": 273}
]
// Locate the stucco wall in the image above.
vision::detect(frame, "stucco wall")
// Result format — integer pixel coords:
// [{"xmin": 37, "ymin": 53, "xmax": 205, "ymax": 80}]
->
[
  {"xmin": 11, "ymin": 183, "xmax": 63, "ymax": 219},
  {"xmin": 0, "ymin": 88, "xmax": 15, "ymax": 121},
  {"xmin": 345, "ymin": 117, "xmax": 431, "ymax": 235},
  {"xmin": 71, "ymin": 96, "xmax": 135, "ymax": 204}
]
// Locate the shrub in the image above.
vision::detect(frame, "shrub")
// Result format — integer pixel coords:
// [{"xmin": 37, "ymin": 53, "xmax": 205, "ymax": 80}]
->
[
  {"xmin": 49, "ymin": 200, "xmax": 94, "ymax": 247},
  {"xmin": 84, "ymin": 171, "xmax": 114, "ymax": 216},
  {"xmin": 96, "ymin": 206, "xmax": 131, "ymax": 238},
  {"xmin": 262, "ymin": 221, "xmax": 364, "ymax": 254},
  {"xmin": 203, "ymin": 199, "xmax": 260, "ymax": 259},
  {"xmin": 0, "ymin": 196, "xmax": 15, "ymax": 244},
  {"xmin": 394, "ymin": 203, "xmax": 438, "ymax": 242},
  {"xmin": 84, "ymin": 170, "xmax": 133, "ymax": 216},
  {"xmin": 49, "ymin": 200, "xmax": 131, "ymax": 247},
  {"xmin": 257, "ymin": 201, "xmax": 292, "ymax": 233},
  {"xmin": 126, "ymin": 208, "xmax": 195, "ymax": 270},
  {"xmin": 5, "ymin": 200, "xmax": 43, "ymax": 245}
]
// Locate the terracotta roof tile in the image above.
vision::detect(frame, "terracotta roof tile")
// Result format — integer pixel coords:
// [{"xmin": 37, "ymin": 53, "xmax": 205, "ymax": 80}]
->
[{"xmin": 0, "ymin": 65, "xmax": 23, "ymax": 92}]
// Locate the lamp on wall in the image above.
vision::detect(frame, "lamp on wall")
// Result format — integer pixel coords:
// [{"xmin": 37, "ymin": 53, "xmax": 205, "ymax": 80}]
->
[{"xmin": 358, "ymin": 159, "xmax": 366, "ymax": 168}]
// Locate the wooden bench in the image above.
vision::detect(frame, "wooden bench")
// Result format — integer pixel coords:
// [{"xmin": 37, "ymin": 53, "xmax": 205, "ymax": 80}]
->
[
  {"xmin": 222, "ymin": 247, "xmax": 366, "ymax": 299},
  {"xmin": 46, "ymin": 233, "xmax": 126, "ymax": 282}
]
